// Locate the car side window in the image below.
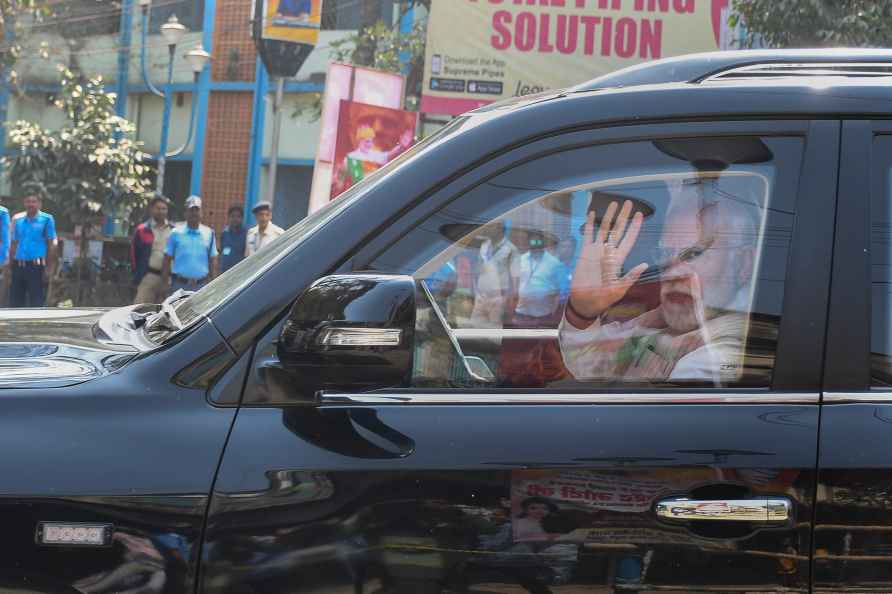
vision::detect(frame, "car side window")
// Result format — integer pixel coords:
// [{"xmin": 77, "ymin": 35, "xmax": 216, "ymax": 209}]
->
[
  {"xmin": 871, "ymin": 137, "xmax": 892, "ymax": 385},
  {"xmin": 370, "ymin": 136, "xmax": 804, "ymax": 390}
]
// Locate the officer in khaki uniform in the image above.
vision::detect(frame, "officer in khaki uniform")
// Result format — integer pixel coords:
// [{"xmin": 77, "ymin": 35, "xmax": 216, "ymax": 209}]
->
[
  {"xmin": 245, "ymin": 201, "xmax": 284, "ymax": 258},
  {"xmin": 131, "ymin": 195, "xmax": 174, "ymax": 304}
]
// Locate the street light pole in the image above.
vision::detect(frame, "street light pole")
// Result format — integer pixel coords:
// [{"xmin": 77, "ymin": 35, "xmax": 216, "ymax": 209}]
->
[
  {"xmin": 265, "ymin": 76, "xmax": 285, "ymax": 207},
  {"xmin": 155, "ymin": 14, "xmax": 187, "ymax": 195},
  {"xmin": 166, "ymin": 45, "xmax": 212, "ymax": 159},
  {"xmin": 157, "ymin": 42, "xmax": 176, "ymax": 194}
]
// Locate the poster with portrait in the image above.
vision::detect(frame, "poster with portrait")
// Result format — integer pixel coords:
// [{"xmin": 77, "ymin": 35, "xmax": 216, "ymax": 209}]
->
[
  {"xmin": 329, "ymin": 100, "xmax": 417, "ymax": 200},
  {"xmin": 261, "ymin": 0, "xmax": 321, "ymax": 44}
]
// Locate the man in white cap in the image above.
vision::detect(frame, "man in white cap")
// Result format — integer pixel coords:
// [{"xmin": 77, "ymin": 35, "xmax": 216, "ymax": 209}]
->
[
  {"xmin": 162, "ymin": 195, "xmax": 218, "ymax": 294},
  {"xmin": 246, "ymin": 201, "xmax": 284, "ymax": 257}
]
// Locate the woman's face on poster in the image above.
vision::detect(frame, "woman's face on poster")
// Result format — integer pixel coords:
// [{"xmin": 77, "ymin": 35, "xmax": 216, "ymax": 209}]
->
[{"xmin": 527, "ymin": 503, "xmax": 550, "ymax": 520}]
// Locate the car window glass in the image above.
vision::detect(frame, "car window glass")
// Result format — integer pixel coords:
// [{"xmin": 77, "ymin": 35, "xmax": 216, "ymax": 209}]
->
[
  {"xmin": 370, "ymin": 136, "xmax": 804, "ymax": 390},
  {"xmin": 871, "ymin": 136, "xmax": 892, "ymax": 385}
]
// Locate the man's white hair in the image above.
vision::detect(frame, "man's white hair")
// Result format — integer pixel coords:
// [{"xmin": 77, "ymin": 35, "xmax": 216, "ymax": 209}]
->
[{"xmin": 665, "ymin": 176, "xmax": 763, "ymax": 313}]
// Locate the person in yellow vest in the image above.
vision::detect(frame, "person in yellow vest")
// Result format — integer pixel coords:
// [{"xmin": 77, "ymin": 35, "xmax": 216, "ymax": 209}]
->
[{"xmin": 245, "ymin": 202, "xmax": 284, "ymax": 258}]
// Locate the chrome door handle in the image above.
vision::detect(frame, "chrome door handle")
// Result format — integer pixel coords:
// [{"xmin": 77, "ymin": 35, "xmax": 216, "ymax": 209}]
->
[{"xmin": 655, "ymin": 497, "xmax": 791, "ymax": 522}]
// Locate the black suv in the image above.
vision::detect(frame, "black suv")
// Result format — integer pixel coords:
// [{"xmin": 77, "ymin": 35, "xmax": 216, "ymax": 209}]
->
[{"xmin": 4, "ymin": 49, "xmax": 892, "ymax": 594}]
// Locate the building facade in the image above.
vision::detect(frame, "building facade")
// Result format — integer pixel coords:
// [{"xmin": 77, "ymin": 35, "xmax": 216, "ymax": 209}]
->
[{"xmin": 4, "ymin": 0, "xmax": 411, "ymax": 232}]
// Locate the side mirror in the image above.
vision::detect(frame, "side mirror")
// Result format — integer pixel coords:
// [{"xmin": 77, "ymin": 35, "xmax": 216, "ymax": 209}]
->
[{"xmin": 278, "ymin": 274, "xmax": 415, "ymax": 399}]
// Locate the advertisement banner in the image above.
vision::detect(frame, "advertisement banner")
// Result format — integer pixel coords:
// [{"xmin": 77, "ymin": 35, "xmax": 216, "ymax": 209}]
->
[
  {"xmin": 421, "ymin": 0, "xmax": 732, "ymax": 115},
  {"xmin": 261, "ymin": 0, "xmax": 321, "ymax": 44},
  {"xmin": 308, "ymin": 63, "xmax": 406, "ymax": 214},
  {"xmin": 330, "ymin": 100, "xmax": 417, "ymax": 200}
]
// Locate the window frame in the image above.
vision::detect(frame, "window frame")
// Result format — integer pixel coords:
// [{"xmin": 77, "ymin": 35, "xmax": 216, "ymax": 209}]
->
[
  {"xmin": 354, "ymin": 119, "xmax": 838, "ymax": 396},
  {"xmin": 826, "ymin": 120, "xmax": 892, "ymax": 395}
]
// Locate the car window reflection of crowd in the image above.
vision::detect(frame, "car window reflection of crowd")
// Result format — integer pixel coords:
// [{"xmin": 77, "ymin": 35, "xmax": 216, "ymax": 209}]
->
[
  {"xmin": 424, "ymin": 174, "xmax": 765, "ymax": 388},
  {"xmin": 427, "ymin": 223, "xmax": 576, "ymax": 330}
]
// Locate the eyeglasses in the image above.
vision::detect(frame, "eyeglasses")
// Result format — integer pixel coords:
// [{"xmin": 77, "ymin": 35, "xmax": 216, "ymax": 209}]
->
[
  {"xmin": 650, "ymin": 238, "xmax": 714, "ymax": 266},
  {"xmin": 635, "ymin": 236, "xmax": 717, "ymax": 282}
]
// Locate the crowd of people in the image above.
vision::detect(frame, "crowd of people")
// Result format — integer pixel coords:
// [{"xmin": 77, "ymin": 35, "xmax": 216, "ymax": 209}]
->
[
  {"xmin": 434, "ymin": 223, "xmax": 576, "ymax": 332},
  {"xmin": 429, "ymin": 181, "xmax": 763, "ymax": 388},
  {"xmin": 0, "ymin": 189, "xmax": 287, "ymax": 309},
  {"xmin": 130, "ymin": 195, "xmax": 284, "ymax": 304}
]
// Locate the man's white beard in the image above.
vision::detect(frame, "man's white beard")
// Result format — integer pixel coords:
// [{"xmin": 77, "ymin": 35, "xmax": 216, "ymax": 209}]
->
[{"xmin": 661, "ymin": 275, "xmax": 749, "ymax": 333}]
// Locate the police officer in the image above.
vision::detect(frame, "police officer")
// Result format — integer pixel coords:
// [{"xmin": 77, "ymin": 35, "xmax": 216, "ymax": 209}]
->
[
  {"xmin": 131, "ymin": 194, "xmax": 174, "ymax": 304},
  {"xmin": 245, "ymin": 201, "xmax": 284, "ymax": 257},
  {"xmin": 0, "ymin": 196, "xmax": 10, "ymax": 305},
  {"xmin": 162, "ymin": 195, "xmax": 218, "ymax": 294},
  {"xmin": 219, "ymin": 204, "xmax": 247, "ymax": 273},
  {"xmin": 8, "ymin": 191, "xmax": 57, "ymax": 307}
]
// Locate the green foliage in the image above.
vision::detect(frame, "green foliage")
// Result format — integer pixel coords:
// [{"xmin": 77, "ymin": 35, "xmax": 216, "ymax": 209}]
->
[
  {"xmin": 293, "ymin": 14, "xmax": 428, "ymax": 120},
  {"xmin": 330, "ymin": 20, "xmax": 426, "ymax": 75},
  {"xmin": 3, "ymin": 67, "xmax": 154, "ymax": 229},
  {"xmin": 730, "ymin": 0, "xmax": 892, "ymax": 48}
]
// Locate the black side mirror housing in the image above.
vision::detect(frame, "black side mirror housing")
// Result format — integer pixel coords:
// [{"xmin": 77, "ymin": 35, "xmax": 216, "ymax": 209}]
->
[{"xmin": 278, "ymin": 274, "xmax": 416, "ymax": 399}]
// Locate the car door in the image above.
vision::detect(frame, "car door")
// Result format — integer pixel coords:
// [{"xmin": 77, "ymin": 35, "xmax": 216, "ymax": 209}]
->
[
  {"xmin": 202, "ymin": 119, "xmax": 838, "ymax": 594},
  {"xmin": 813, "ymin": 120, "xmax": 892, "ymax": 593}
]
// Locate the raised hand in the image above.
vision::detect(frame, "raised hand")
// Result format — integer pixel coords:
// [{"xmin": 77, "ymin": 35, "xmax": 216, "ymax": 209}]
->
[{"xmin": 567, "ymin": 200, "xmax": 647, "ymax": 322}]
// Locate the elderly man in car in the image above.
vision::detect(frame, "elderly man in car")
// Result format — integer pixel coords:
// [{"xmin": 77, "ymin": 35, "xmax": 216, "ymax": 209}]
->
[{"xmin": 559, "ymin": 182, "xmax": 759, "ymax": 386}]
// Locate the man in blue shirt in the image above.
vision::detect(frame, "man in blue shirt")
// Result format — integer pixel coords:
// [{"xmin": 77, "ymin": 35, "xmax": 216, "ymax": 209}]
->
[
  {"xmin": 162, "ymin": 195, "xmax": 218, "ymax": 294},
  {"xmin": 219, "ymin": 204, "xmax": 246, "ymax": 273},
  {"xmin": 7, "ymin": 191, "xmax": 56, "ymax": 307},
  {"xmin": 0, "ymin": 204, "xmax": 9, "ymax": 268},
  {"xmin": 514, "ymin": 231, "xmax": 566, "ymax": 326}
]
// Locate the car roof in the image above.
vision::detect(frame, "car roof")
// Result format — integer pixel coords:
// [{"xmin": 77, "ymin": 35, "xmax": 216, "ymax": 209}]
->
[
  {"xmin": 461, "ymin": 49, "xmax": 892, "ymax": 134},
  {"xmin": 466, "ymin": 78, "xmax": 892, "ymax": 133},
  {"xmin": 573, "ymin": 48, "xmax": 892, "ymax": 91}
]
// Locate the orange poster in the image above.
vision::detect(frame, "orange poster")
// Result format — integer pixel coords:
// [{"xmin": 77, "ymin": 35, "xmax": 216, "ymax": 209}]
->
[{"xmin": 329, "ymin": 100, "xmax": 417, "ymax": 200}]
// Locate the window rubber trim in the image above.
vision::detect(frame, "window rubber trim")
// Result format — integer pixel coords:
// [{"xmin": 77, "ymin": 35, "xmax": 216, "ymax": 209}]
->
[{"xmin": 318, "ymin": 392, "xmax": 819, "ymax": 406}]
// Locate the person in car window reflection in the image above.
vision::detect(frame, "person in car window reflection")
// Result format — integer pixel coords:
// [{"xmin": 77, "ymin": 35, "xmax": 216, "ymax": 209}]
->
[
  {"xmin": 470, "ymin": 221, "xmax": 519, "ymax": 328},
  {"xmin": 514, "ymin": 230, "xmax": 566, "ymax": 327},
  {"xmin": 514, "ymin": 497, "xmax": 561, "ymax": 541},
  {"xmin": 560, "ymin": 183, "xmax": 757, "ymax": 385}
]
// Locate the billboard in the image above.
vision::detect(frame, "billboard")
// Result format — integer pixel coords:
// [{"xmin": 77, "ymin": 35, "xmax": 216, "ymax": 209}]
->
[
  {"xmin": 308, "ymin": 63, "xmax": 406, "ymax": 214},
  {"xmin": 330, "ymin": 100, "xmax": 417, "ymax": 200},
  {"xmin": 261, "ymin": 0, "xmax": 322, "ymax": 44},
  {"xmin": 421, "ymin": 0, "xmax": 732, "ymax": 115}
]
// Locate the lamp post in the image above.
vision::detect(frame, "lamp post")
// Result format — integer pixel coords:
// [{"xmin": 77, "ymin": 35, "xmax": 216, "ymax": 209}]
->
[{"xmin": 137, "ymin": 0, "xmax": 211, "ymax": 196}]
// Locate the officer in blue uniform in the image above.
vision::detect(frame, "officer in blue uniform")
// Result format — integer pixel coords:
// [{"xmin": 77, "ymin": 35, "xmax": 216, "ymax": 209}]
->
[
  {"xmin": 219, "ymin": 204, "xmax": 247, "ymax": 273},
  {"xmin": 162, "ymin": 195, "xmax": 218, "ymax": 294},
  {"xmin": 8, "ymin": 191, "xmax": 56, "ymax": 307}
]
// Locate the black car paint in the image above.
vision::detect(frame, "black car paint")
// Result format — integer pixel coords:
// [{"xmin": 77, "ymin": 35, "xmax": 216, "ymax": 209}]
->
[
  {"xmin": 201, "ymin": 405, "xmax": 818, "ymax": 593},
  {"xmin": 0, "ymin": 315, "xmax": 236, "ymax": 592},
  {"xmin": 811, "ymin": 119, "xmax": 892, "ymax": 592},
  {"xmin": 0, "ymin": 49, "xmax": 888, "ymax": 592},
  {"xmin": 198, "ymin": 115, "xmax": 836, "ymax": 591}
]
